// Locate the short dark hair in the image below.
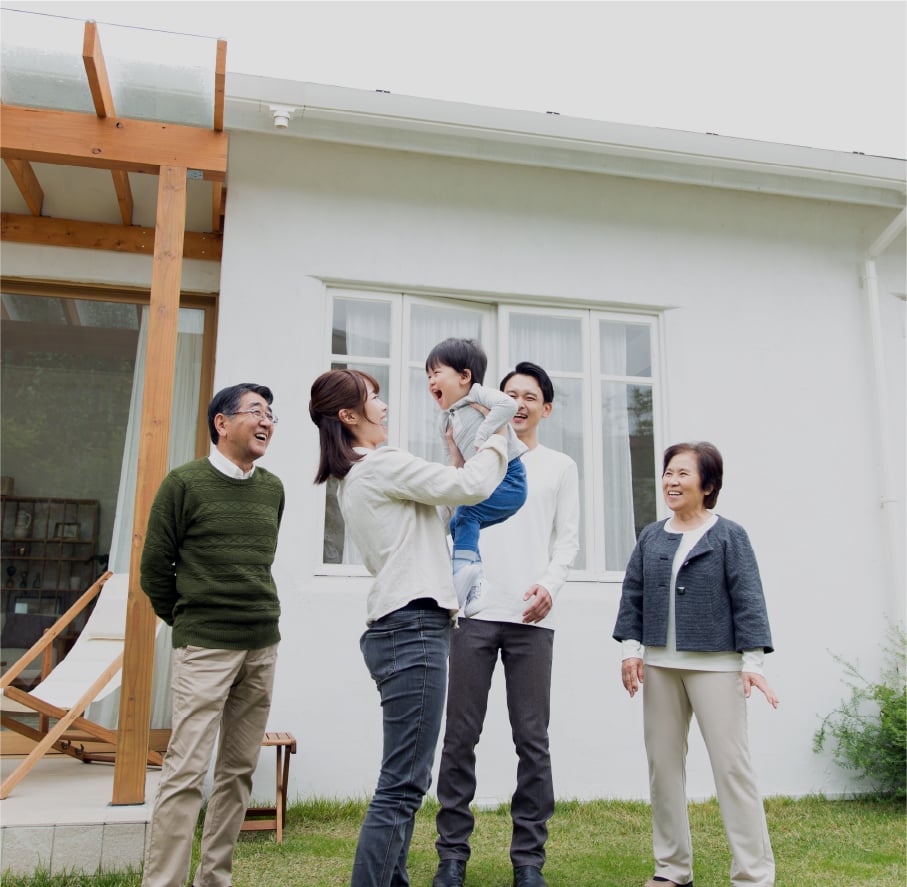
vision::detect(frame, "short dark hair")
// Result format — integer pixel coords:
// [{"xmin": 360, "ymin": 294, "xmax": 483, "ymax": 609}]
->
[
  {"xmin": 499, "ymin": 361, "xmax": 555, "ymax": 404},
  {"xmin": 662, "ymin": 441, "xmax": 723, "ymax": 509},
  {"xmin": 309, "ymin": 369, "xmax": 380, "ymax": 484},
  {"xmin": 208, "ymin": 383, "xmax": 274, "ymax": 445},
  {"xmin": 425, "ymin": 338, "xmax": 487, "ymax": 386}
]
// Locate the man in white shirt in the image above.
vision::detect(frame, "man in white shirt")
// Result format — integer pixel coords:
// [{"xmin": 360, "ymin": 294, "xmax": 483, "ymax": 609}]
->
[{"xmin": 433, "ymin": 362, "xmax": 580, "ymax": 887}]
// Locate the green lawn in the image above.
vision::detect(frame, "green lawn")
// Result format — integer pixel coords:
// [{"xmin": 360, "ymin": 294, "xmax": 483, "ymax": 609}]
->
[{"xmin": 3, "ymin": 795, "xmax": 904, "ymax": 886}]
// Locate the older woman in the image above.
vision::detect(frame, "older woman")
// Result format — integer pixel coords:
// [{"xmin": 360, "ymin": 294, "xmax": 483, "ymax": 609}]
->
[
  {"xmin": 613, "ymin": 442, "xmax": 778, "ymax": 887},
  {"xmin": 309, "ymin": 368, "xmax": 508, "ymax": 887}
]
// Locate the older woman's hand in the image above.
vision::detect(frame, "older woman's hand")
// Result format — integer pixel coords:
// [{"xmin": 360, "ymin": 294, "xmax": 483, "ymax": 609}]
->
[
  {"xmin": 621, "ymin": 657, "xmax": 644, "ymax": 698},
  {"xmin": 743, "ymin": 672, "xmax": 779, "ymax": 708}
]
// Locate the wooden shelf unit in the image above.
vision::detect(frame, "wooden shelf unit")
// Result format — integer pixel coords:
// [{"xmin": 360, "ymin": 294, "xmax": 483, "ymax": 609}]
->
[{"xmin": 1, "ymin": 496, "xmax": 100, "ymax": 621}]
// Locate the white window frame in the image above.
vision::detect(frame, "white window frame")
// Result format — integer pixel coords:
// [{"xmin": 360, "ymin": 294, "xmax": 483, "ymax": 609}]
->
[{"xmin": 317, "ymin": 286, "xmax": 663, "ymax": 580}]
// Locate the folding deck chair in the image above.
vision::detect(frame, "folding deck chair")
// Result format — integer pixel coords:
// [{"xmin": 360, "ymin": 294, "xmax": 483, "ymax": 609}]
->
[{"xmin": 0, "ymin": 572, "xmax": 168, "ymax": 798}]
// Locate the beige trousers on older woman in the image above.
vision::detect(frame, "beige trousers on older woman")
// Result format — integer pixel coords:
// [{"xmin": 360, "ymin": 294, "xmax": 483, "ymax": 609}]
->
[{"xmin": 643, "ymin": 666, "xmax": 775, "ymax": 887}]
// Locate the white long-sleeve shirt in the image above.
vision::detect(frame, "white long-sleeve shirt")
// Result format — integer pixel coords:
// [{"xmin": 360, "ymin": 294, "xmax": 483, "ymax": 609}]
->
[
  {"xmin": 337, "ymin": 436, "xmax": 508, "ymax": 625},
  {"xmin": 471, "ymin": 444, "xmax": 580, "ymax": 629}
]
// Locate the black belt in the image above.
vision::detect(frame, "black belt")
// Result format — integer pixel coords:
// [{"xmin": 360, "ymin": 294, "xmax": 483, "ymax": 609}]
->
[{"xmin": 399, "ymin": 597, "xmax": 446, "ymax": 612}]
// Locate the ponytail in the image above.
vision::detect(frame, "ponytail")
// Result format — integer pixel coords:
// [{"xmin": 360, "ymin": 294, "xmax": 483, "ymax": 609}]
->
[{"xmin": 309, "ymin": 369, "xmax": 379, "ymax": 483}]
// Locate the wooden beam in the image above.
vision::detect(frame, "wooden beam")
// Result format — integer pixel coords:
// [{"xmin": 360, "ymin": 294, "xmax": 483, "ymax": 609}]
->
[
  {"xmin": 82, "ymin": 22, "xmax": 135, "ymax": 225},
  {"xmin": 214, "ymin": 40, "xmax": 227, "ymax": 132},
  {"xmin": 1, "ymin": 105, "xmax": 228, "ymax": 181},
  {"xmin": 113, "ymin": 165, "xmax": 187, "ymax": 806},
  {"xmin": 82, "ymin": 21, "xmax": 115, "ymax": 118},
  {"xmin": 111, "ymin": 170, "xmax": 134, "ymax": 225},
  {"xmin": 3, "ymin": 158, "xmax": 44, "ymax": 216},
  {"xmin": 212, "ymin": 180, "xmax": 224, "ymax": 233},
  {"xmin": 196, "ymin": 302, "xmax": 218, "ymax": 456},
  {"xmin": 2, "ymin": 213, "xmax": 222, "ymax": 261},
  {"xmin": 61, "ymin": 299, "xmax": 81, "ymax": 326}
]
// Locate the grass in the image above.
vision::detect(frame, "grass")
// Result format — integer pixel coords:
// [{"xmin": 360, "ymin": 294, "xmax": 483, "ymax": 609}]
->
[{"xmin": 2, "ymin": 795, "xmax": 904, "ymax": 886}]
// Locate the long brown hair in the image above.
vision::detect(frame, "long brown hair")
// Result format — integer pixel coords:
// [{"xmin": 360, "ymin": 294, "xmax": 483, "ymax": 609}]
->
[{"xmin": 309, "ymin": 369, "xmax": 380, "ymax": 484}]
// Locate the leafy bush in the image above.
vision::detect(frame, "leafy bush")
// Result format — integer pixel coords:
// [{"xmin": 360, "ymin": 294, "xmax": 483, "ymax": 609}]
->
[{"xmin": 814, "ymin": 623, "xmax": 906, "ymax": 798}]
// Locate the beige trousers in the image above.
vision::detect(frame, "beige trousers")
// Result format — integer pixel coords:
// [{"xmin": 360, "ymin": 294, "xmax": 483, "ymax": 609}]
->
[
  {"xmin": 142, "ymin": 644, "xmax": 278, "ymax": 887},
  {"xmin": 643, "ymin": 666, "xmax": 774, "ymax": 887}
]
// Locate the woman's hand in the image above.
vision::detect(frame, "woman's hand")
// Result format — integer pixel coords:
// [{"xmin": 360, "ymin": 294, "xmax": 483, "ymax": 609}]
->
[
  {"xmin": 621, "ymin": 657, "xmax": 644, "ymax": 698},
  {"xmin": 743, "ymin": 672, "xmax": 779, "ymax": 708},
  {"xmin": 445, "ymin": 425, "xmax": 465, "ymax": 468}
]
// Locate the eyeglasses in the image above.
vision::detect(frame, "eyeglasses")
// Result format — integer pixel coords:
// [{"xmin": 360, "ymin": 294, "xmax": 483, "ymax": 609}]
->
[{"xmin": 230, "ymin": 408, "xmax": 278, "ymax": 424}]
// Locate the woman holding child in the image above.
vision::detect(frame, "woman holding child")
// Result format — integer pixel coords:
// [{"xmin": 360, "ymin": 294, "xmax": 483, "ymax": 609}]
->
[{"xmin": 309, "ymin": 367, "xmax": 509, "ymax": 887}]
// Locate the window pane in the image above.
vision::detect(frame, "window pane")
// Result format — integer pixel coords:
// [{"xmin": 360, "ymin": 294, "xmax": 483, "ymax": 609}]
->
[
  {"xmin": 330, "ymin": 361, "xmax": 389, "ymax": 398},
  {"xmin": 600, "ymin": 321, "xmax": 652, "ymax": 377},
  {"xmin": 538, "ymin": 376, "xmax": 586, "ymax": 570},
  {"xmin": 509, "ymin": 314, "xmax": 583, "ymax": 373},
  {"xmin": 409, "ymin": 304, "xmax": 482, "ymax": 363},
  {"xmin": 601, "ymin": 381, "xmax": 656, "ymax": 567},
  {"xmin": 1, "ymin": 293, "xmax": 204, "ymax": 642},
  {"xmin": 408, "ymin": 367, "xmax": 445, "ymax": 464},
  {"xmin": 332, "ymin": 299, "xmax": 390, "ymax": 358},
  {"xmin": 323, "ymin": 361, "xmax": 390, "ymax": 565},
  {"xmin": 407, "ymin": 301, "xmax": 486, "ymax": 461}
]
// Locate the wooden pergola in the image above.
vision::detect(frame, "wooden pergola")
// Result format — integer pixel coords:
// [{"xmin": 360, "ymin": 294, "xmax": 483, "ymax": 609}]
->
[{"xmin": 1, "ymin": 19, "xmax": 228, "ymax": 804}]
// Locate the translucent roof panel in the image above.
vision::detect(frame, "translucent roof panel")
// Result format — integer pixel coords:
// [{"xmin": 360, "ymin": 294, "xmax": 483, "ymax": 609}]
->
[{"xmin": 1, "ymin": 8, "xmax": 217, "ymax": 128}]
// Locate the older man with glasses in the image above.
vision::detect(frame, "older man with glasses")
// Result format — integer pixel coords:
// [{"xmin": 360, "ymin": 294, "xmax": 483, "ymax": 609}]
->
[{"xmin": 140, "ymin": 383, "xmax": 285, "ymax": 887}]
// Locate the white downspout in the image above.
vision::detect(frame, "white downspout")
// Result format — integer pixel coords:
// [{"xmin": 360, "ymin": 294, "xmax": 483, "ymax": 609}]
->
[{"xmin": 862, "ymin": 208, "xmax": 906, "ymax": 622}]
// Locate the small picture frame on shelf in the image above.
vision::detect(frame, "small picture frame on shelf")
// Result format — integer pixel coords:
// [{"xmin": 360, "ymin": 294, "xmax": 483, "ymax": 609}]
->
[{"xmin": 53, "ymin": 521, "xmax": 80, "ymax": 540}]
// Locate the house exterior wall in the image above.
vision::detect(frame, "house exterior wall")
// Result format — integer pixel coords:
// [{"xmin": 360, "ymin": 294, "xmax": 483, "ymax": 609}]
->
[
  {"xmin": 3, "ymin": 127, "xmax": 902, "ymax": 805},
  {"xmin": 212, "ymin": 131, "xmax": 904, "ymax": 804}
]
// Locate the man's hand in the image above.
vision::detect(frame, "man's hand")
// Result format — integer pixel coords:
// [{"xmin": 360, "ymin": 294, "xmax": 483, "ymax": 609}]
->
[{"xmin": 522, "ymin": 585, "xmax": 552, "ymax": 623}]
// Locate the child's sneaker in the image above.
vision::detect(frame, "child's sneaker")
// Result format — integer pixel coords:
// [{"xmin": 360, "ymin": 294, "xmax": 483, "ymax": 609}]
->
[
  {"xmin": 464, "ymin": 574, "xmax": 489, "ymax": 617},
  {"xmin": 452, "ymin": 562, "xmax": 481, "ymax": 609}
]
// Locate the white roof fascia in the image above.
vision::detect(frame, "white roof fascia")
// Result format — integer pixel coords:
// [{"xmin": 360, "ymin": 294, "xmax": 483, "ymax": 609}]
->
[{"xmin": 225, "ymin": 74, "xmax": 906, "ymax": 210}]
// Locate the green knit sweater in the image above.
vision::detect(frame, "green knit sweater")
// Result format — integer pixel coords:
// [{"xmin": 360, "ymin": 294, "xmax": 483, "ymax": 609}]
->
[{"xmin": 140, "ymin": 457, "xmax": 285, "ymax": 650}]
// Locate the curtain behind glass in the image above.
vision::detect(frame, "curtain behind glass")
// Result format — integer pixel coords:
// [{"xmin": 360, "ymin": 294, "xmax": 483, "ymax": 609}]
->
[
  {"xmin": 600, "ymin": 323, "xmax": 637, "ymax": 566},
  {"xmin": 100, "ymin": 307, "xmax": 203, "ymax": 728},
  {"xmin": 509, "ymin": 313, "xmax": 586, "ymax": 569},
  {"xmin": 326, "ymin": 297, "xmax": 393, "ymax": 565},
  {"xmin": 408, "ymin": 304, "xmax": 483, "ymax": 462}
]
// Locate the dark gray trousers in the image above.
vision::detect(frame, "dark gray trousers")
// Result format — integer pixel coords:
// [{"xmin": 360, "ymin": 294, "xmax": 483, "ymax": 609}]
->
[{"xmin": 434, "ymin": 618, "xmax": 554, "ymax": 869}]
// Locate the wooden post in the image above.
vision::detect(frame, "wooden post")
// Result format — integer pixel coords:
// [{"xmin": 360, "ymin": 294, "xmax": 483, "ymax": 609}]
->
[{"xmin": 112, "ymin": 165, "xmax": 187, "ymax": 805}]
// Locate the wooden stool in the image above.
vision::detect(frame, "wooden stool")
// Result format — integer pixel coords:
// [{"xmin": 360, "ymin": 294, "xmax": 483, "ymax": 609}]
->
[{"xmin": 241, "ymin": 731, "xmax": 297, "ymax": 843}]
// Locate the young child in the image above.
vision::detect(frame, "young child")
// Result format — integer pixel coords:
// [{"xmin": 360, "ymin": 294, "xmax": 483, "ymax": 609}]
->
[{"xmin": 426, "ymin": 337, "xmax": 528, "ymax": 615}]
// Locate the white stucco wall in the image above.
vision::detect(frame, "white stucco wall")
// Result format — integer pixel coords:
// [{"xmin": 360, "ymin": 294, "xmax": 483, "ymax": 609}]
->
[
  {"xmin": 4, "ymin": 127, "xmax": 901, "ymax": 806},
  {"xmin": 208, "ymin": 131, "xmax": 905, "ymax": 805}
]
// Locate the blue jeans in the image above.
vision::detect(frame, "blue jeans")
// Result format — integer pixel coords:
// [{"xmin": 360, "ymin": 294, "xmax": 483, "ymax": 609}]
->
[
  {"xmin": 351, "ymin": 603, "xmax": 452, "ymax": 887},
  {"xmin": 450, "ymin": 457, "xmax": 527, "ymax": 556}
]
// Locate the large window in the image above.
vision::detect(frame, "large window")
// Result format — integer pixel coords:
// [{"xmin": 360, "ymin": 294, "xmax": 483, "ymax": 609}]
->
[
  {"xmin": 321, "ymin": 288, "xmax": 661, "ymax": 578},
  {"xmin": 0, "ymin": 280, "xmax": 216, "ymax": 667}
]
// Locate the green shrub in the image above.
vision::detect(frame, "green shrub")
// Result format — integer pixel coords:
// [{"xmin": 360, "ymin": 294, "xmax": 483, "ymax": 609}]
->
[{"xmin": 813, "ymin": 623, "xmax": 906, "ymax": 799}]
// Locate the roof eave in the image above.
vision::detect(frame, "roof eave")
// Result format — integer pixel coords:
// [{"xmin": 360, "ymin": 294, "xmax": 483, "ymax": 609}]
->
[{"xmin": 225, "ymin": 74, "xmax": 906, "ymax": 209}]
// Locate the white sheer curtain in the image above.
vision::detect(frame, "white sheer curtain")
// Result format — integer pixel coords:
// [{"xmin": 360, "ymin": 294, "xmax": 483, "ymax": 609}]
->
[
  {"xmin": 507, "ymin": 312, "xmax": 587, "ymax": 568},
  {"xmin": 336, "ymin": 299, "xmax": 391, "ymax": 565},
  {"xmin": 600, "ymin": 323, "xmax": 637, "ymax": 567},
  {"xmin": 95, "ymin": 307, "xmax": 204, "ymax": 727},
  {"xmin": 409, "ymin": 305, "xmax": 483, "ymax": 463}
]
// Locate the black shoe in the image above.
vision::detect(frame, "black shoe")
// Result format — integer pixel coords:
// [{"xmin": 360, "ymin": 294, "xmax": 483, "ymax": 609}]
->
[
  {"xmin": 513, "ymin": 866, "xmax": 548, "ymax": 887},
  {"xmin": 433, "ymin": 858, "xmax": 467, "ymax": 887}
]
